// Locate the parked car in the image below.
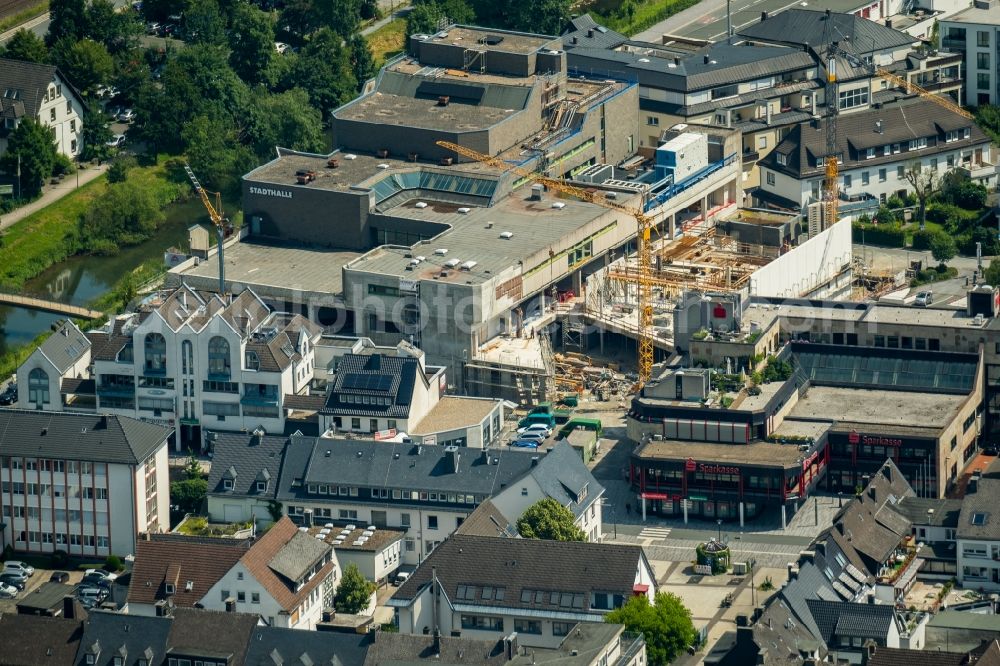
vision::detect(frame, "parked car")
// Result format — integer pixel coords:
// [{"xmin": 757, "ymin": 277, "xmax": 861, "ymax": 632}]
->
[
  {"xmin": 514, "ymin": 430, "xmax": 546, "ymax": 442},
  {"xmin": 146, "ymin": 21, "xmax": 161, "ymax": 34},
  {"xmin": 4, "ymin": 561, "xmax": 34, "ymax": 577},
  {"xmin": 49, "ymin": 571, "xmax": 70, "ymax": 583},
  {"xmin": 0, "ymin": 383, "xmax": 16, "ymax": 405},
  {"xmin": 516, "ymin": 423, "xmax": 552, "ymax": 437},
  {"xmin": 84, "ymin": 569, "xmax": 117, "ymax": 581},
  {"xmin": 274, "ymin": 41, "xmax": 290, "ymax": 54},
  {"xmin": 77, "ymin": 587, "xmax": 108, "ymax": 605},
  {"xmin": 914, "ymin": 291, "xmax": 934, "ymax": 307},
  {"xmin": 106, "ymin": 134, "xmax": 126, "ymax": 148},
  {"xmin": 394, "ymin": 571, "xmax": 410, "ymax": 586},
  {"xmin": 0, "ymin": 582, "xmax": 17, "ymax": 598},
  {"xmin": 0, "ymin": 572, "xmax": 27, "ymax": 590},
  {"xmin": 117, "ymin": 109, "xmax": 136, "ymax": 123},
  {"xmin": 510, "ymin": 439, "xmax": 540, "ymax": 449},
  {"xmin": 983, "ymin": 445, "xmax": 999, "ymax": 456}
]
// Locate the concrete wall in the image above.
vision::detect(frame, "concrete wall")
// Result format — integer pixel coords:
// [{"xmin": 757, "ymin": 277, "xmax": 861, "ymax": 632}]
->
[
  {"xmin": 108, "ymin": 463, "xmax": 138, "ymax": 557},
  {"xmin": 747, "ymin": 218, "xmax": 852, "ymax": 298},
  {"xmin": 336, "ymin": 541, "xmax": 403, "ymax": 583}
]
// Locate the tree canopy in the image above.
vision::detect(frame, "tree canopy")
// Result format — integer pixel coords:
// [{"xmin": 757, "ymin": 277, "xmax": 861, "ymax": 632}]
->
[
  {"xmin": 1, "ymin": 30, "xmax": 50, "ymax": 63},
  {"xmin": 53, "ymin": 38, "xmax": 114, "ymax": 92},
  {"xmin": 516, "ymin": 498, "xmax": 587, "ymax": 541},
  {"xmin": 929, "ymin": 230, "xmax": 957, "ymax": 265},
  {"xmin": 605, "ymin": 593, "xmax": 698, "ymax": 666},
  {"xmin": 334, "ymin": 563, "xmax": 377, "ymax": 614},
  {"xmin": 0, "ymin": 118, "xmax": 58, "ymax": 198}
]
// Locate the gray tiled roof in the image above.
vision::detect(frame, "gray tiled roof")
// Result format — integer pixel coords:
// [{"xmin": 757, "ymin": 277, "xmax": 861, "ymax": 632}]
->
[
  {"xmin": 737, "ymin": 8, "xmax": 915, "ymax": 56},
  {"xmin": 866, "ymin": 646, "xmax": 968, "ymax": 666},
  {"xmin": 166, "ymin": 609, "xmax": 258, "ymax": 665},
  {"xmin": 805, "ymin": 599, "xmax": 896, "ymax": 643},
  {"xmin": 0, "ymin": 58, "xmax": 64, "ymax": 118},
  {"xmin": 0, "ymin": 410, "xmax": 171, "ymax": 465},
  {"xmin": 245, "ymin": 626, "xmax": 372, "ymax": 666},
  {"xmin": 363, "ymin": 632, "xmax": 507, "ymax": 666},
  {"xmin": 206, "ymin": 431, "xmax": 286, "ymax": 498},
  {"xmin": 892, "ymin": 497, "xmax": 962, "ymax": 529},
  {"xmin": 267, "ymin": 530, "xmax": 331, "ymax": 583},
  {"xmin": 958, "ymin": 477, "xmax": 1000, "ymax": 540},
  {"xmin": 75, "ymin": 612, "xmax": 172, "ymax": 666},
  {"xmin": 277, "ymin": 436, "xmax": 542, "ymax": 502},
  {"xmin": 454, "ymin": 499, "xmax": 518, "ymax": 538},
  {"xmin": 392, "ymin": 533, "xmax": 650, "ymax": 614},
  {"xmin": 761, "ymin": 97, "xmax": 987, "ymax": 178},
  {"xmin": 322, "ymin": 354, "xmax": 422, "ymax": 419},
  {"xmin": 527, "ymin": 442, "xmax": 604, "ymax": 519},
  {"xmin": 561, "ymin": 15, "xmax": 627, "ymax": 51},
  {"xmin": 36, "ymin": 320, "xmax": 91, "ymax": 374}
]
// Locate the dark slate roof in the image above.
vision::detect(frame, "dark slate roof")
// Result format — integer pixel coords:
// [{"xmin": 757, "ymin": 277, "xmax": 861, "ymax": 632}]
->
[
  {"xmin": 165, "ymin": 609, "xmax": 258, "ymax": 664},
  {"xmin": 737, "ymin": 9, "xmax": 915, "ymax": 57},
  {"xmin": 392, "ymin": 534, "xmax": 650, "ymax": 614},
  {"xmin": 0, "ymin": 58, "xmax": 60, "ymax": 118},
  {"xmin": 245, "ymin": 626, "xmax": 372, "ymax": 666},
  {"xmin": 892, "ymin": 497, "xmax": 962, "ymax": 529},
  {"xmin": 16, "ymin": 582, "xmax": 76, "ymax": 612},
  {"xmin": 75, "ymin": 612, "xmax": 172, "ymax": 666},
  {"xmin": 760, "ymin": 97, "xmax": 987, "ymax": 179},
  {"xmin": 277, "ymin": 436, "xmax": 542, "ymax": 502},
  {"xmin": 322, "ymin": 354, "xmax": 424, "ymax": 418},
  {"xmin": 206, "ymin": 431, "xmax": 287, "ymax": 499},
  {"xmin": 86, "ymin": 317, "xmax": 135, "ymax": 362},
  {"xmin": 35, "ymin": 320, "xmax": 91, "ymax": 374},
  {"xmin": 0, "ymin": 614, "xmax": 84, "ymax": 666},
  {"xmin": 865, "ymin": 646, "xmax": 968, "ymax": 666},
  {"xmin": 958, "ymin": 477, "xmax": 1000, "ymax": 540},
  {"xmin": 805, "ymin": 599, "xmax": 897, "ymax": 643},
  {"xmin": 561, "ymin": 14, "xmax": 627, "ymax": 51},
  {"xmin": 0, "ymin": 410, "xmax": 171, "ymax": 465},
  {"xmin": 778, "ymin": 562, "xmax": 839, "ymax": 639},
  {"xmin": 525, "ymin": 442, "xmax": 604, "ymax": 519},
  {"xmin": 362, "ymin": 633, "xmax": 507, "ymax": 666}
]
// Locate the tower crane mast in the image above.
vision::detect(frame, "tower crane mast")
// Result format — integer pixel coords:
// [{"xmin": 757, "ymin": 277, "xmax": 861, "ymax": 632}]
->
[{"xmin": 184, "ymin": 164, "xmax": 227, "ymax": 295}]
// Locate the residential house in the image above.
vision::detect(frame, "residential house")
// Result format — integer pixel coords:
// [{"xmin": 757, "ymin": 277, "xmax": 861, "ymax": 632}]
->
[
  {"xmin": 865, "ymin": 643, "xmax": 1000, "ymax": 666},
  {"xmin": 0, "ymin": 58, "xmax": 85, "ymax": 159},
  {"xmin": 262, "ymin": 436, "xmax": 602, "ymax": 566},
  {"xmin": 75, "ymin": 611, "xmax": 172, "ymax": 666},
  {"xmin": 127, "ymin": 534, "xmax": 251, "ymax": 616},
  {"xmin": 244, "ymin": 626, "xmax": 373, "ymax": 666},
  {"xmin": 83, "ymin": 285, "xmax": 321, "ymax": 450},
  {"xmin": 307, "ymin": 524, "xmax": 404, "ymax": 586},
  {"xmin": 891, "ymin": 495, "xmax": 962, "ymax": 581},
  {"xmin": 0, "ymin": 410, "xmax": 172, "ymax": 559},
  {"xmin": 756, "ymin": 97, "xmax": 995, "ymax": 213},
  {"xmin": 163, "ymin": 608, "xmax": 259, "ymax": 666},
  {"xmin": 703, "ymin": 599, "xmax": 825, "ymax": 665},
  {"xmin": 16, "ymin": 320, "xmax": 91, "ymax": 412},
  {"xmin": 0, "ymin": 611, "xmax": 86, "ymax": 666},
  {"xmin": 956, "ymin": 476, "xmax": 1000, "ymax": 591},
  {"xmin": 202, "ymin": 516, "xmax": 339, "ymax": 630},
  {"xmin": 940, "ymin": 0, "xmax": 1000, "ymax": 106},
  {"xmin": 205, "ymin": 431, "xmax": 287, "ymax": 528},
  {"xmin": 389, "ymin": 533, "xmax": 656, "ymax": 649}
]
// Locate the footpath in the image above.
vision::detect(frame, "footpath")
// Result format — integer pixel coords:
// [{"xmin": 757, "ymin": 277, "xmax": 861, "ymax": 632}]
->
[{"xmin": 1, "ymin": 163, "xmax": 109, "ymax": 232}]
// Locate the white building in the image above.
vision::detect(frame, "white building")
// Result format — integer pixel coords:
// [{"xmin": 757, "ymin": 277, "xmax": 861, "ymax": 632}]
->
[
  {"xmin": 956, "ymin": 476, "xmax": 1000, "ymax": 591},
  {"xmin": 0, "ymin": 58, "xmax": 85, "ymax": 159},
  {"xmin": 389, "ymin": 534, "xmax": 656, "ymax": 649},
  {"xmin": 757, "ymin": 97, "xmax": 996, "ymax": 213},
  {"xmin": 940, "ymin": 0, "xmax": 1000, "ymax": 107},
  {"xmin": 0, "ymin": 410, "xmax": 172, "ymax": 559},
  {"xmin": 307, "ymin": 524, "xmax": 404, "ymax": 586},
  {"xmin": 83, "ymin": 285, "xmax": 321, "ymax": 450},
  {"xmin": 16, "ymin": 320, "xmax": 91, "ymax": 412}
]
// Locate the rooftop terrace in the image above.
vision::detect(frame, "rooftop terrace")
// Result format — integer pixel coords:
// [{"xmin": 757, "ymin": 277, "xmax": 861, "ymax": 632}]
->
[{"xmin": 415, "ymin": 26, "xmax": 560, "ymax": 55}]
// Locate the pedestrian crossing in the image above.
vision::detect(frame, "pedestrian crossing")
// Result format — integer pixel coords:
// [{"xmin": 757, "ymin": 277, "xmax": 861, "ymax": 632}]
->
[{"xmin": 639, "ymin": 526, "xmax": 672, "ymax": 540}]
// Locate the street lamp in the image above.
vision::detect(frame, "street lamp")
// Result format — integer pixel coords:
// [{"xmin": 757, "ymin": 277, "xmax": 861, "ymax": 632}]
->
[
  {"xmin": 716, "ymin": 518, "xmax": 722, "ymax": 543},
  {"xmin": 602, "ymin": 499, "xmax": 617, "ymax": 539}
]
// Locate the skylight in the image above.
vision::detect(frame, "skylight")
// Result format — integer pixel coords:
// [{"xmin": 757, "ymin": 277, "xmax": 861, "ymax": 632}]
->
[{"xmin": 971, "ymin": 512, "xmax": 988, "ymax": 526}]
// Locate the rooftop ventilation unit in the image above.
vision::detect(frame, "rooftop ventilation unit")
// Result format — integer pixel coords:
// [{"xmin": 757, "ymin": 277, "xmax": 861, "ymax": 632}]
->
[
  {"xmin": 434, "ymin": 248, "xmax": 449, "ymax": 255},
  {"xmin": 408, "ymin": 258, "xmax": 421, "ymax": 267},
  {"xmin": 444, "ymin": 258, "xmax": 461, "ymax": 268},
  {"xmin": 499, "ymin": 231, "xmax": 513, "ymax": 239},
  {"xmin": 530, "ymin": 184, "xmax": 544, "ymax": 200},
  {"xmin": 460, "ymin": 260, "xmax": 477, "ymax": 271},
  {"xmin": 343, "ymin": 153, "xmax": 357, "ymax": 160},
  {"xmin": 551, "ymin": 202, "xmax": 566, "ymax": 209},
  {"xmin": 377, "ymin": 163, "xmax": 390, "ymax": 170},
  {"xmin": 414, "ymin": 201, "xmax": 428, "ymax": 209},
  {"xmin": 457, "ymin": 207, "xmax": 471, "ymax": 214},
  {"xmin": 415, "ymin": 255, "xmax": 425, "ymax": 262}
]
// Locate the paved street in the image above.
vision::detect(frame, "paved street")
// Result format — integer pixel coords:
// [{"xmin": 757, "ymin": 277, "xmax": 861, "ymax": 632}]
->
[
  {"xmin": 855, "ymin": 243, "xmax": 997, "ymax": 307},
  {"xmin": 632, "ymin": 0, "xmax": 814, "ymax": 43}
]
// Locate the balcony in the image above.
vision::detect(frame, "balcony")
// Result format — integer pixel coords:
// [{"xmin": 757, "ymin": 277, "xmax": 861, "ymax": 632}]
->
[
  {"xmin": 615, "ymin": 631, "xmax": 645, "ymax": 666},
  {"xmin": 958, "ymin": 161, "xmax": 997, "ymax": 181},
  {"xmin": 96, "ymin": 384, "xmax": 136, "ymax": 398},
  {"xmin": 742, "ymin": 150, "xmax": 761, "ymax": 164}
]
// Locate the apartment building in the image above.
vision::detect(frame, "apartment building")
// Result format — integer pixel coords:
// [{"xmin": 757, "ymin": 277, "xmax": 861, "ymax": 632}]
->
[
  {"xmin": 0, "ymin": 410, "xmax": 172, "ymax": 558},
  {"xmin": 957, "ymin": 476, "xmax": 1000, "ymax": 591},
  {"xmin": 940, "ymin": 0, "xmax": 1000, "ymax": 106},
  {"xmin": 757, "ymin": 97, "xmax": 994, "ymax": 211},
  {"xmin": 389, "ymin": 534, "xmax": 655, "ymax": 648},
  {"xmin": 0, "ymin": 58, "xmax": 85, "ymax": 159},
  {"xmin": 17, "ymin": 320, "xmax": 92, "ymax": 412},
  {"xmin": 83, "ymin": 285, "xmax": 321, "ymax": 450}
]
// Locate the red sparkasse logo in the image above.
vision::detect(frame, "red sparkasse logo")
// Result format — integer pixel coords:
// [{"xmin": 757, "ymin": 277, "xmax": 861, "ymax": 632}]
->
[
  {"xmin": 685, "ymin": 458, "xmax": 697, "ymax": 472},
  {"xmin": 848, "ymin": 430, "xmax": 860, "ymax": 444}
]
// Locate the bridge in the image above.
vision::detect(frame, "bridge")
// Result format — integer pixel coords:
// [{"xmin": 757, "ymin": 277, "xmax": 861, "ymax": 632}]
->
[{"xmin": 0, "ymin": 292, "xmax": 104, "ymax": 320}]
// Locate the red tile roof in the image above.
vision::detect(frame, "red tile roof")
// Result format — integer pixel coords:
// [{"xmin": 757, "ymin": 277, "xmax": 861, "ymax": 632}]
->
[{"xmin": 127, "ymin": 534, "xmax": 250, "ymax": 608}]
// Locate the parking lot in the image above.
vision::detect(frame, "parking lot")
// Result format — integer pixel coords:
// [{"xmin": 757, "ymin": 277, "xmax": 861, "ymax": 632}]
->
[{"xmin": 0, "ymin": 563, "xmax": 123, "ymax": 615}]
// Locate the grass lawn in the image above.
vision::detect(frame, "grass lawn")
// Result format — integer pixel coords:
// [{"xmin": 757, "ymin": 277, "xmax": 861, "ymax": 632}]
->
[
  {"xmin": 0, "ymin": 0, "xmax": 49, "ymax": 35},
  {"xmin": 367, "ymin": 18, "xmax": 406, "ymax": 67}
]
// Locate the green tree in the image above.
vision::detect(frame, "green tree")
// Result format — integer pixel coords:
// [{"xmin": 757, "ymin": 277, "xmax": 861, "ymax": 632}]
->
[
  {"xmin": 1, "ymin": 29, "xmax": 50, "ymax": 63},
  {"xmin": 286, "ymin": 27, "xmax": 357, "ymax": 114},
  {"xmin": 184, "ymin": 452, "xmax": 204, "ymax": 480},
  {"xmin": 359, "ymin": 0, "xmax": 378, "ymax": 20},
  {"xmin": 983, "ymin": 258, "xmax": 1000, "ymax": 287},
  {"xmin": 182, "ymin": 113, "xmax": 257, "ymax": 193},
  {"xmin": 975, "ymin": 104, "xmax": 1000, "ymax": 145},
  {"xmin": 903, "ymin": 163, "xmax": 936, "ymax": 230},
  {"xmin": 312, "ymin": 0, "xmax": 361, "ymax": 37},
  {"xmin": 349, "ymin": 34, "xmax": 375, "ymax": 91},
  {"xmin": 47, "ymin": 0, "xmax": 87, "ymax": 45},
  {"xmin": 84, "ymin": 0, "xmax": 143, "ymax": 53},
  {"xmin": 929, "ymin": 230, "xmax": 957, "ymax": 265},
  {"xmin": 0, "ymin": 118, "xmax": 57, "ymax": 197},
  {"xmin": 937, "ymin": 168, "xmax": 988, "ymax": 211},
  {"xmin": 334, "ymin": 563, "xmax": 377, "ymax": 614},
  {"xmin": 229, "ymin": 3, "xmax": 276, "ymax": 86},
  {"xmin": 279, "ymin": 0, "xmax": 315, "ymax": 39},
  {"xmin": 185, "ymin": 0, "xmax": 228, "ymax": 45},
  {"xmin": 406, "ymin": 2, "xmax": 444, "ymax": 40},
  {"xmin": 80, "ymin": 108, "xmax": 114, "ymax": 162},
  {"xmin": 516, "ymin": 498, "xmax": 587, "ymax": 541},
  {"xmin": 250, "ymin": 88, "xmax": 326, "ymax": 158},
  {"xmin": 78, "ymin": 179, "xmax": 166, "ymax": 253},
  {"xmin": 107, "ymin": 154, "xmax": 138, "ymax": 183},
  {"xmin": 170, "ymin": 478, "xmax": 208, "ymax": 513},
  {"xmin": 605, "ymin": 593, "xmax": 697, "ymax": 666},
  {"xmin": 53, "ymin": 38, "xmax": 115, "ymax": 92}
]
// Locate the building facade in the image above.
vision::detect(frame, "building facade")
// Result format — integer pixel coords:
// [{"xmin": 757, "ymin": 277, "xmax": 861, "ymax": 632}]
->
[
  {"xmin": 941, "ymin": 0, "xmax": 1000, "ymax": 106},
  {"xmin": 0, "ymin": 58, "xmax": 85, "ymax": 160},
  {"xmin": 16, "ymin": 320, "xmax": 92, "ymax": 412}
]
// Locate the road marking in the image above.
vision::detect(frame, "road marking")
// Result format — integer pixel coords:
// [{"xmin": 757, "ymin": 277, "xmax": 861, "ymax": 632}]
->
[
  {"xmin": 639, "ymin": 526, "xmax": 673, "ymax": 539},
  {"xmin": 0, "ymin": 12, "xmax": 49, "ymax": 43}
]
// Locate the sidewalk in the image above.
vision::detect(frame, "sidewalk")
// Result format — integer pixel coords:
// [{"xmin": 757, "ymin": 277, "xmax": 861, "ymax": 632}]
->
[{"xmin": 1, "ymin": 162, "xmax": 109, "ymax": 232}]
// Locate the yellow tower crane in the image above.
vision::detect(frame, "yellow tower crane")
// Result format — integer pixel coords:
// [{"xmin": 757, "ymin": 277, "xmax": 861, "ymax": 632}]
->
[
  {"xmin": 435, "ymin": 140, "xmax": 657, "ymax": 386},
  {"xmin": 184, "ymin": 164, "xmax": 228, "ymax": 294}
]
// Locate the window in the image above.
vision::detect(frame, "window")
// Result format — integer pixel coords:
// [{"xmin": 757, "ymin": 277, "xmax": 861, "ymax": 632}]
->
[
  {"xmin": 251, "ymin": 592, "xmax": 260, "ymax": 604},
  {"xmin": 70, "ymin": 119, "xmax": 76, "ymax": 132},
  {"xmin": 866, "ymin": 147, "xmax": 875, "ymax": 159},
  {"xmin": 144, "ymin": 333, "xmax": 167, "ymax": 374},
  {"xmin": 513, "ymin": 619, "xmax": 541, "ymax": 635},
  {"xmin": 208, "ymin": 337, "xmax": 231, "ymax": 377},
  {"xmin": 757, "ymin": 135, "xmax": 767, "ymax": 149},
  {"xmin": 908, "ymin": 138, "xmax": 927, "ymax": 151},
  {"xmin": 843, "ymin": 174, "xmax": 851, "ymax": 189},
  {"xmin": 646, "ymin": 116, "xmax": 659, "ymax": 126},
  {"xmin": 245, "ymin": 351, "xmax": 260, "ymax": 371},
  {"xmin": 28, "ymin": 367, "xmax": 49, "ymax": 406},
  {"xmin": 369, "ymin": 419, "xmax": 378, "ymax": 432},
  {"xmin": 404, "ymin": 538, "xmax": 415, "ymax": 552},
  {"xmin": 237, "ymin": 591, "xmax": 246, "ymax": 602},
  {"xmin": 553, "ymin": 622, "xmax": 573, "ymax": 637},
  {"xmin": 776, "ymin": 153, "xmax": 787, "ymax": 166},
  {"xmin": 861, "ymin": 171, "xmax": 869, "ymax": 185},
  {"xmin": 838, "ymin": 87, "xmax": 868, "ymax": 109},
  {"xmin": 50, "ymin": 108, "xmax": 56, "ymax": 121},
  {"xmin": 351, "ymin": 418, "xmax": 361, "ymax": 430},
  {"xmin": 400, "ymin": 513, "xmax": 411, "ymax": 527},
  {"xmin": 256, "ymin": 481, "xmax": 267, "ymax": 492},
  {"xmin": 978, "ymin": 73, "xmax": 991, "ymax": 91},
  {"xmin": 460, "ymin": 615, "xmax": 503, "ymax": 631},
  {"xmin": 237, "ymin": 572, "xmax": 244, "ymax": 581},
  {"xmin": 223, "ymin": 479, "xmax": 234, "ymax": 490},
  {"xmin": 897, "ymin": 166, "xmax": 905, "ymax": 179},
  {"xmin": 978, "ymin": 31, "xmax": 990, "ymax": 47},
  {"xmin": 427, "ymin": 515, "xmax": 438, "ymax": 530},
  {"xmin": 878, "ymin": 168, "xmax": 887, "ymax": 182},
  {"xmin": 766, "ymin": 171, "xmax": 775, "ymax": 186}
]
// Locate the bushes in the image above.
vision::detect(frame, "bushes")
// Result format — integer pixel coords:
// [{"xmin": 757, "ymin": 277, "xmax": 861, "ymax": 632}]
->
[
  {"xmin": 912, "ymin": 228, "xmax": 935, "ymax": 251},
  {"xmin": 104, "ymin": 555, "xmax": 123, "ymax": 572},
  {"xmin": 852, "ymin": 221, "xmax": 906, "ymax": 247}
]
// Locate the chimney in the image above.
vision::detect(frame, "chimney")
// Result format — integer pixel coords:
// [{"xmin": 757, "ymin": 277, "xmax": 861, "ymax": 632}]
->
[
  {"xmin": 886, "ymin": 18, "xmax": 893, "ymax": 29},
  {"xmin": 736, "ymin": 614, "xmax": 749, "ymax": 627},
  {"xmin": 504, "ymin": 633, "xmax": 518, "ymax": 660},
  {"xmin": 445, "ymin": 446, "xmax": 460, "ymax": 474},
  {"xmin": 765, "ymin": 104, "xmax": 772, "ymax": 125},
  {"xmin": 867, "ymin": 643, "xmax": 877, "ymax": 658},
  {"xmin": 703, "ymin": 54, "xmax": 710, "ymax": 64},
  {"xmin": 587, "ymin": 29, "xmax": 594, "ymax": 37},
  {"xmin": 787, "ymin": 563, "xmax": 797, "ymax": 580},
  {"xmin": 63, "ymin": 595, "xmax": 77, "ymax": 619},
  {"xmin": 760, "ymin": 10, "xmax": 768, "ymax": 21},
  {"xmin": 531, "ymin": 456, "xmax": 539, "ymax": 467},
  {"xmin": 867, "ymin": 593, "xmax": 875, "ymax": 605},
  {"xmin": 225, "ymin": 598, "xmax": 236, "ymax": 612},
  {"xmin": 571, "ymin": 36, "xmax": 578, "ymax": 44},
  {"xmin": 436, "ymin": 95, "xmax": 449, "ymax": 107}
]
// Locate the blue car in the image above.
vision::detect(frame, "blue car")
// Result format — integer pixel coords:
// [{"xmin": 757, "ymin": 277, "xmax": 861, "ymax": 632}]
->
[{"xmin": 510, "ymin": 440, "xmax": 540, "ymax": 449}]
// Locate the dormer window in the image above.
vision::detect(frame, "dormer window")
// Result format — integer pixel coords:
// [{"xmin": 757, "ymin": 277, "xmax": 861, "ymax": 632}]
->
[
  {"xmin": 256, "ymin": 481, "xmax": 267, "ymax": 492},
  {"xmin": 776, "ymin": 154, "xmax": 787, "ymax": 166},
  {"xmin": 165, "ymin": 583, "xmax": 175, "ymax": 595},
  {"xmin": 245, "ymin": 351, "xmax": 260, "ymax": 371},
  {"xmin": 86, "ymin": 657, "xmax": 96, "ymax": 665},
  {"xmin": 114, "ymin": 658, "xmax": 123, "ymax": 666},
  {"xmin": 223, "ymin": 479, "xmax": 234, "ymax": 490}
]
